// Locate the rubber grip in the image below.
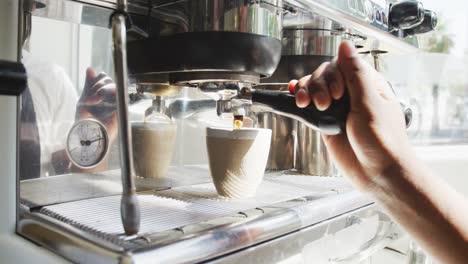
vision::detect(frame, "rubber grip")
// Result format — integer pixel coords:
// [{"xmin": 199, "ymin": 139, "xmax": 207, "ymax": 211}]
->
[{"xmin": 251, "ymin": 89, "xmax": 350, "ymax": 135}]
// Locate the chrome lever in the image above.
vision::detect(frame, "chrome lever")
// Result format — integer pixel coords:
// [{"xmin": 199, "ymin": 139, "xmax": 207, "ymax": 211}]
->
[{"xmin": 111, "ymin": 0, "xmax": 140, "ymax": 236}]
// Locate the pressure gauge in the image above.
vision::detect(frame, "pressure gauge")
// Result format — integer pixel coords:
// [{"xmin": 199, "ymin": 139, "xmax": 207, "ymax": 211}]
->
[{"xmin": 66, "ymin": 119, "xmax": 109, "ymax": 169}]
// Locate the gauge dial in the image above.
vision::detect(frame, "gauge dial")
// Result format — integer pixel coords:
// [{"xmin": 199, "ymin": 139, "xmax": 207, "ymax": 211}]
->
[{"xmin": 66, "ymin": 119, "xmax": 109, "ymax": 169}]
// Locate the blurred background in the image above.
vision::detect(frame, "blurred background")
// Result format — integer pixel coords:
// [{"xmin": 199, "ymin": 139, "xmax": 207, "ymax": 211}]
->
[{"xmin": 380, "ymin": 0, "xmax": 468, "ymax": 145}]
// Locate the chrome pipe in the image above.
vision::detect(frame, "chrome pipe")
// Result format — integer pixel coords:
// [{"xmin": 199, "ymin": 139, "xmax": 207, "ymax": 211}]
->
[
  {"xmin": 111, "ymin": 6, "xmax": 140, "ymax": 235},
  {"xmin": 296, "ymin": 122, "xmax": 335, "ymax": 176},
  {"xmin": 116, "ymin": 0, "xmax": 127, "ymax": 12},
  {"xmin": 17, "ymin": 0, "xmax": 24, "ymax": 60},
  {"xmin": 287, "ymin": 0, "xmax": 418, "ymax": 53}
]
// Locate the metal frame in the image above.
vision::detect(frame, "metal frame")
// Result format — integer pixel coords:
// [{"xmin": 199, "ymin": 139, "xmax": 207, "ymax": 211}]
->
[
  {"xmin": 286, "ymin": 0, "xmax": 418, "ymax": 53},
  {"xmin": 11, "ymin": 0, "xmax": 419, "ymax": 263},
  {"xmin": 30, "ymin": 0, "xmax": 418, "ymax": 54},
  {"xmin": 18, "ymin": 188, "xmax": 386, "ymax": 264},
  {"xmin": 209, "ymin": 208, "xmax": 403, "ymax": 264}
]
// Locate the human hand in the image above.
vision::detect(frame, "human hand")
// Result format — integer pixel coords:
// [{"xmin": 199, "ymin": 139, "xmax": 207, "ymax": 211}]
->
[
  {"xmin": 291, "ymin": 41, "xmax": 413, "ymax": 191},
  {"xmin": 76, "ymin": 68, "xmax": 118, "ymax": 143}
]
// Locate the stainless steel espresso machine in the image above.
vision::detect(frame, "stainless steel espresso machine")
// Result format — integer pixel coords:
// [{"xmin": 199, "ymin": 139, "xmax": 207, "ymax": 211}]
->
[{"xmin": 0, "ymin": 0, "xmax": 436, "ymax": 263}]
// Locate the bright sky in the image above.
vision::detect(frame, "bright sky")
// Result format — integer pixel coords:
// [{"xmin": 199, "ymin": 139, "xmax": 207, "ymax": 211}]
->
[{"xmin": 423, "ymin": 0, "xmax": 468, "ymax": 56}]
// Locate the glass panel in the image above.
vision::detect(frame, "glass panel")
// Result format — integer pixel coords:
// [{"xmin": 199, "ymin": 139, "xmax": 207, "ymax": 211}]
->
[
  {"xmin": 18, "ymin": 9, "xmax": 215, "ymax": 207},
  {"xmin": 356, "ymin": 0, "xmax": 365, "ymax": 14},
  {"xmin": 380, "ymin": 0, "xmax": 468, "ymax": 145},
  {"xmin": 20, "ymin": 16, "xmax": 118, "ymax": 180},
  {"xmin": 348, "ymin": 0, "xmax": 357, "ymax": 10},
  {"xmin": 19, "ymin": 11, "xmax": 129, "ymax": 211}
]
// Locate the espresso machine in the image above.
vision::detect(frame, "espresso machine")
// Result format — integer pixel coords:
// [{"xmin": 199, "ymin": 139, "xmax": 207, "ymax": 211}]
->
[{"xmin": 0, "ymin": 0, "xmax": 436, "ymax": 263}]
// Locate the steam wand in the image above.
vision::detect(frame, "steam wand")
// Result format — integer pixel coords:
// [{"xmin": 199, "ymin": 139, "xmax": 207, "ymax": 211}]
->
[{"xmin": 111, "ymin": 0, "xmax": 140, "ymax": 236}]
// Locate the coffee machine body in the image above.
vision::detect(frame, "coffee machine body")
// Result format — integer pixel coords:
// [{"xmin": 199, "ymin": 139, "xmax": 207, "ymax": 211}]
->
[
  {"xmin": 258, "ymin": 26, "xmax": 345, "ymax": 174},
  {"xmin": 0, "ymin": 0, "xmax": 439, "ymax": 263},
  {"xmin": 127, "ymin": 0, "xmax": 283, "ymax": 86}
]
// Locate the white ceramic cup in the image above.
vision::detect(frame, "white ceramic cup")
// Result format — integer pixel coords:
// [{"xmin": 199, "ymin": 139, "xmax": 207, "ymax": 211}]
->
[
  {"xmin": 132, "ymin": 122, "xmax": 176, "ymax": 178},
  {"xmin": 206, "ymin": 127, "xmax": 272, "ymax": 198}
]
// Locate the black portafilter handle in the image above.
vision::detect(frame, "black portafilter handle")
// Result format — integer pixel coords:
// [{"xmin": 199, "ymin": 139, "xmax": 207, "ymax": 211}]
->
[
  {"xmin": 251, "ymin": 89, "xmax": 350, "ymax": 135},
  {"xmin": 250, "ymin": 89, "xmax": 413, "ymax": 135}
]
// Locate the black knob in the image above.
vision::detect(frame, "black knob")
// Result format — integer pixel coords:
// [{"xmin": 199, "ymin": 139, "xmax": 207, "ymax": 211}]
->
[
  {"xmin": 400, "ymin": 102, "xmax": 413, "ymax": 129},
  {"xmin": 404, "ymin": 10, "xmax": 437, "ymax": 35},
  {"xmin": 404, "ymin": 107, "xmax": 413, "ymax": 128},
  {"xmin": 389, "ymin": 1, "xmax": 425, "ymax": 30},
  {"xmin": 0, "ymin": 60, "xmax": 28, "ymax": 96}
]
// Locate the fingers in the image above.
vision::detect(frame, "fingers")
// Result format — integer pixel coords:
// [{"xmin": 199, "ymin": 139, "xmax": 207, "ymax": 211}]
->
[
  {"xmin": 288, "ymin": 79, "xmax": 298, "ymax": 94},
  {"xmin": 86, "ymin": 67, "xmax": 96, "ymax": 80},
  {"xmin": 96, "ymin": 83, "xmax": 116, "ymax": 102},
  {"xmin": 91, "ymin": 73, "xmax": 113, "ymax": 90},
  {"xmin": 83, "ymin": 67, "xmax": 115, "ymax": 96},
  {"xmin": 307, "ymin": 62, "xmax": 332, "ymax": 111},
  {"xmin": 291, "ymin": 78, "xmax": 311, "ymax": 108},
  {"xmin": 289, "ymin": 41, "xmax": 397, "ymax": 112},
  {"xmin": 337, "ymin": 40, "xmax": 363, "ymax": 101},
  {"xmin": 292, "ymin": 62, "xmax": 334, "ymax": 111},
  {"xmin": 325, "ymin": 60, "xmax": 345, "ymax": 100},
  {"xmin": 292, "ymin": 41, "xmax": 381, "ymax": 112},
  {"xmin": 84, "ymin": 68, "xmax": 97, "ymax": 89},
  {"xmin": 94, "ymin": 72, "xmax": 116, "ymax": 102},
  {"xmin": 336, "ymin": 41, "xmax": 379, "ymax": 108}
]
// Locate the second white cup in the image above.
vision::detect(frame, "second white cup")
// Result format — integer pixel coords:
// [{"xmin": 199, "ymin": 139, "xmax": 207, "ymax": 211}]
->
[
  {"xmin": 132, "ymin": 122, "xmax": 176, "ymax": 179},
  {"xmin": 206, "ymin": 127, "xmax": 272, "ymax": 199}
]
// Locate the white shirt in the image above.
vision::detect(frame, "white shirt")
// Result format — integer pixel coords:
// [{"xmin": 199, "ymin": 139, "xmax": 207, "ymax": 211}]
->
[{"xmin": 22, "ymin": 51, "xmax": 78, "ymax": 176}]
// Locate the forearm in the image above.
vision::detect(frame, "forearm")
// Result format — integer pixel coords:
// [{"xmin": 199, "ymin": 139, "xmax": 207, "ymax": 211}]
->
[{"xmin": 370, "ymin": 155, "xmax": 468, "ymax": 264}]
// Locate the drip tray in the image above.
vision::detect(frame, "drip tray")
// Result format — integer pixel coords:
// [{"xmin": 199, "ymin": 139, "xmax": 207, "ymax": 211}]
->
[
  {"xmin": 39, "ymin": 176, "xmax": 352, "ymax": 237},
  {"xmin": 19, "ymin": 173, "xmax": 376, "ymax": 263},
  {"xmin": 20, "ymin": 165, "xmax": 212, "ymax": 207}
]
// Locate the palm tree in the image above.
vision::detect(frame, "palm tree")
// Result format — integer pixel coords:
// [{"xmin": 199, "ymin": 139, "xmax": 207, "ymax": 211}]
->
[
  {"xmin": 422, "ymin": 14, "xmax": 455, "ymax": 54},
  {"xmin": 417, "ymin": 13, "xmax": 455, "ymax": 133}
]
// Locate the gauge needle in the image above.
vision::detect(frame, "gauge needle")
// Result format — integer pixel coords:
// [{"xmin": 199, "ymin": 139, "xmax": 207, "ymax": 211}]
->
[
  {"xmin": 89, "ymin": 137, "xmax": 103, "ymax": 144},
  {"xmin": 82, "ymin": 137, "xmax": 103, "ymax": 146}
]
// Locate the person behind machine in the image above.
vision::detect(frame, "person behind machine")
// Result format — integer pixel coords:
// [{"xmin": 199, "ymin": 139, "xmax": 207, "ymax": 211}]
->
[
  {"xmin": 19, "ymin": 0, "xmax": 117, "ymax": 179},
  {"xmin": 291, "ymin": 41, "xmax": 468, "ymax": 264}
]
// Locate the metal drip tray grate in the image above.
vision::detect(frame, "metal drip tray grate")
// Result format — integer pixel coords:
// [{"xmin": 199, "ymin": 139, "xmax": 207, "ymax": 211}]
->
[
  {"xmin": 21, "ymin": 165, "xmax": 212, "ymax": 207},
  {"xmin": 39, "ymin": 176, "xmax": 353, "ymax": 239}
]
